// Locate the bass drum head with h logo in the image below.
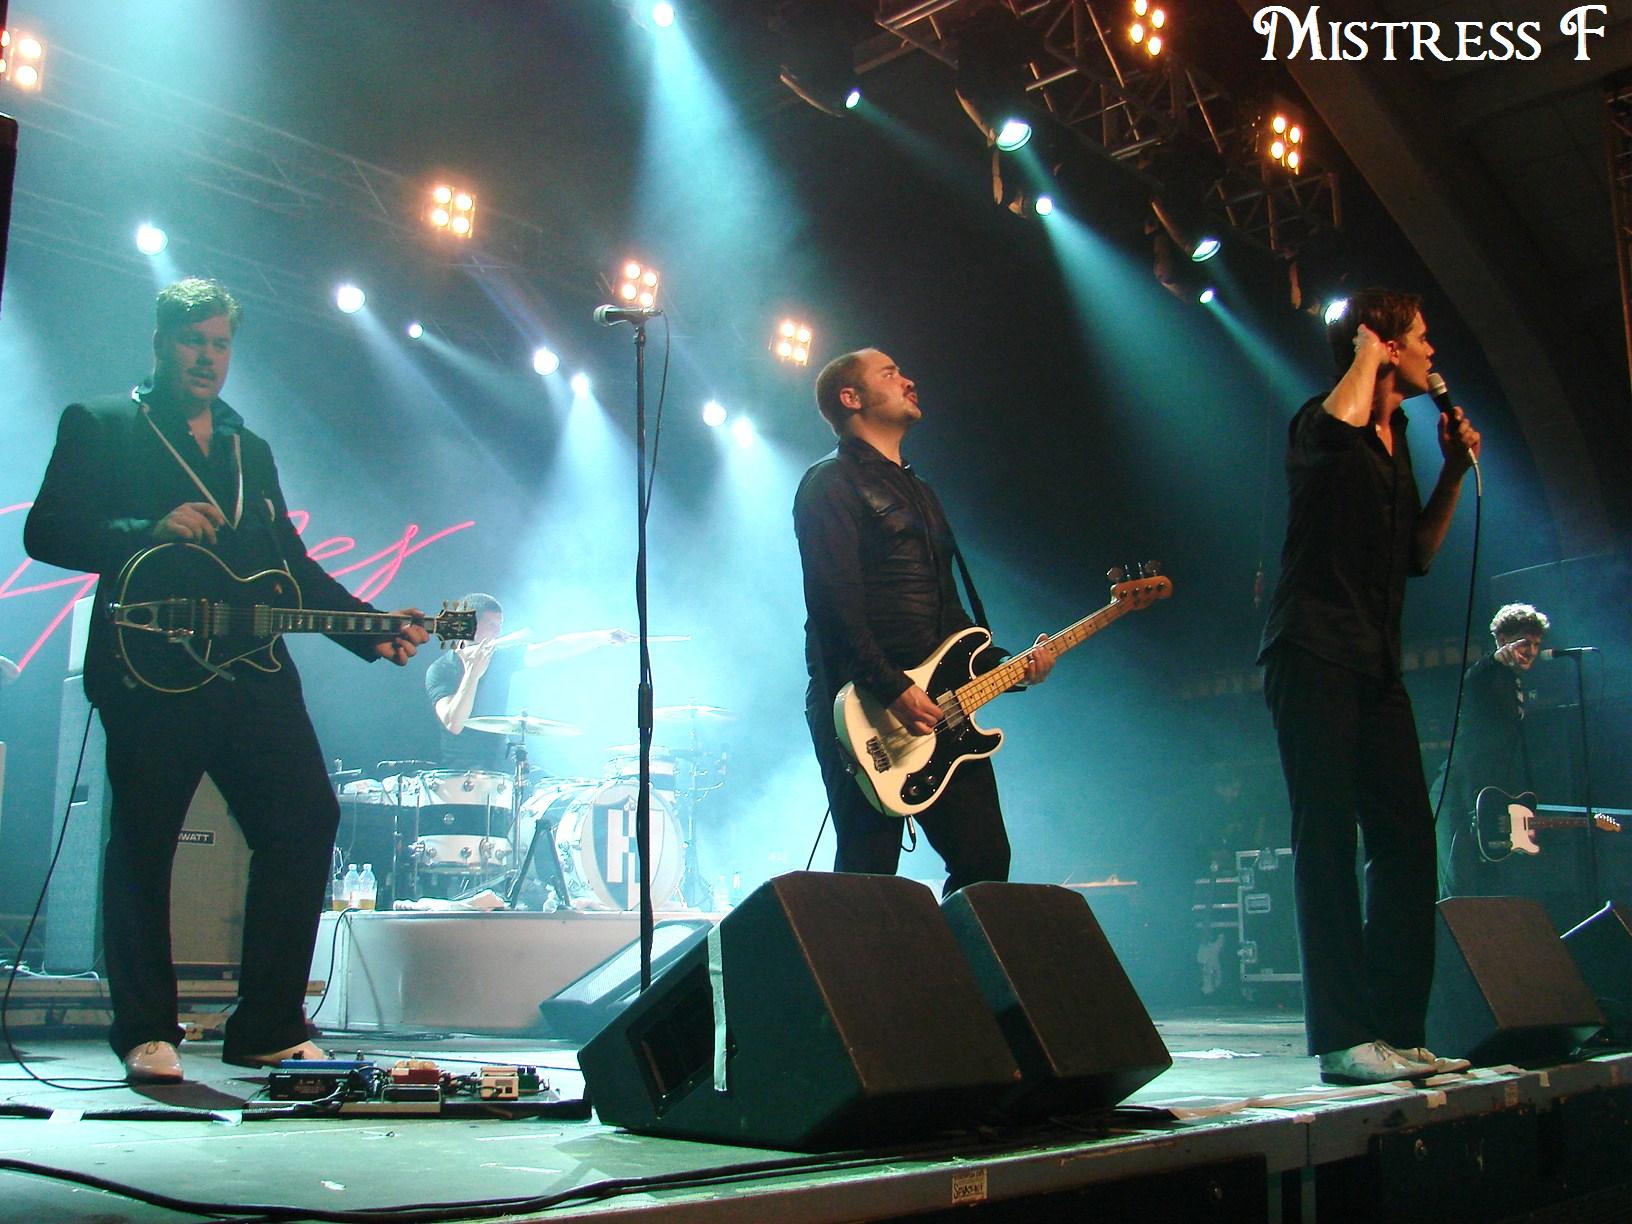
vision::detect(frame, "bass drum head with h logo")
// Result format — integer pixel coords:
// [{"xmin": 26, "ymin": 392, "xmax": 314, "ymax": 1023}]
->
[{"xmin": 522, "ymin": 780, "xmax": 682, "ymax": 911}]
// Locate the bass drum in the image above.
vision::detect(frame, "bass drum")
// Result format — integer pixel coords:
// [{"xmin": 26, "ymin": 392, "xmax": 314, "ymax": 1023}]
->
[{"xmin": 520, "ymin": 779, "xmax": 683, "ymax": 912}]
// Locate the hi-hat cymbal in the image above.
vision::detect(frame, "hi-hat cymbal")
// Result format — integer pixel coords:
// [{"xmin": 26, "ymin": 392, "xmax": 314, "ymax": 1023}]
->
[
  {"xmin": 328, "ymin": 767, "xmax": 363, "ymax": 783},
  {"xmin": 465, "ymin": 714, "xmax": 581, "ymax": 737},
  {"xmin": 652, "ymin": 704, "xmax": 735, "ymax": 721}
]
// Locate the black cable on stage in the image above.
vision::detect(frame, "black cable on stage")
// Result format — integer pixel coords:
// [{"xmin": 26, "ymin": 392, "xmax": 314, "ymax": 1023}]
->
[
  {"xmin": 0, "ymin": 1124, "xmax": 1122, "ymax": 1223},
  {"xmin": 641, "ymin": 311, "xmax": 671, "ymax": 519},
  {"xmin": 0, "ymin": 705, "xmax": 128, "ymax": 1091},
  {"xmin": 803, "ymin": 805, "xmax": 830, "ymax": 871}
]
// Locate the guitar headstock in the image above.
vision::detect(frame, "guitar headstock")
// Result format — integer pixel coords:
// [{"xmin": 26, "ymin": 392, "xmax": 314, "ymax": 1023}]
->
[
  {"xmin": 1107, "ymin": 561, "xmax": 1174, "ymax": 609},
  {"xmin": 434, "ymin": 600, "xmax": 479, "ymax": 646},
  {"xmin": 1596, "ymin": 814, "xmax": 1623, "ymax": 834}
]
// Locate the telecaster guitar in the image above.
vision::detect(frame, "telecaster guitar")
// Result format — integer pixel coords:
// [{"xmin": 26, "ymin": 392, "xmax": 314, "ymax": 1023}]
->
[
  {"xmin": 834, "ymin": 567, "xmax": 1173, "ymax": 819},
  {"xmin": 109, "ymin": 542, "xmax": 477, "ymax": 694},
  {"xmin": 1475, "ymin": 786, "xmax": 1622, "ymax": 860}
]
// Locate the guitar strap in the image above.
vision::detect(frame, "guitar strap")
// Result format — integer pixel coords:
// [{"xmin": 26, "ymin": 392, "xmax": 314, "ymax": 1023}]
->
[
  {"xmin": 950, "ymin": 543, "xmax": 991, "ymax": 632},
  {"xmin": 140, "ymin": 400, "xmax": 244, "ymax": 530}
]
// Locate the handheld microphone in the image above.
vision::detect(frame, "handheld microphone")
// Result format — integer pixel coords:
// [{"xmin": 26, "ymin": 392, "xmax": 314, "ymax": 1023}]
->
[
  {"xmin": 594, "ymin": 304, "xmax": 662, "ymax": 326},
  {"xmin": 1427, "ymin": 372, "xmax": 1478, "ymax": 469},
  {"xmin": 1540, "ymin": 646, "xmax": 1598, "ymax": 659}
]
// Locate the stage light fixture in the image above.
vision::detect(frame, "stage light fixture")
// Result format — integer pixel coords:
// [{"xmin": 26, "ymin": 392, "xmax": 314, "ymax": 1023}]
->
[
  {"xmin": 1035, "ymin": 195, "xmax": 1055, "ymax": 217},
  {"xmin": 570, "ymin": 372, "xmax": 591, "ymax": 397},
  {"xmin": 1323, "ymin": 298, "xmax": 1349, "ymax": 325},
  {"xmin": 426, "ymin": 181, "xmax": 477, "ymax": 238},
  {"xmin": 1129, "ymin": 2, "xmax": 1166, "ymax": 57},
  {"xmin": 652, "ymin": 2, "xmax": 675, "ymax": 27},
  {"xmin": 0, "ymin": 29, "xmax": 45, "ymax": 92},
  {"xmin": 776, "ymin": 2, "xmax": 866, "ymax": 118},
  {"xmin": 702, "ymin": 399, "xmax": 727, "ymax": 428},
  {"xmin": 618, "ymin": 260, "xmax": 660, "ymax": 310},
  {"xmin": 772, "ymin": 318, "xmax": 813, "ymax": 366},
  {"xmin": 1151, "ymin": 198, "xmax": 1221, "ymax": 263},
  {"xmin": 335, "ymin": 284, "xmax": 366, "ymax": 314},
  {"xmin": 406, "ymin": 321, "xmax": 424, "ymax": 340},
  {"xmin": 134, "ymin": 223, "xmax": 168, "ymax": 255},
  {"xmin": 533, "ymin": 346, "xmax": 561, "ymax": 376},
  {"xmin": 955, "ymin": 8, "xmax": 1043, "ymax": 154},
  {"xmin": 1261, "ymin": 109, "xmax": 1306, "ymax": 174},
  {"xmin": 1199, "ymin": 287, "xmax": 1217, "ymax": 305}
]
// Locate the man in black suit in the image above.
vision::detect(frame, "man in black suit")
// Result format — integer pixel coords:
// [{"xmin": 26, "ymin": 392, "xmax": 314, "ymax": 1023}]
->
[{"xmin": 26, "ymin": 278, "xmax": 427, "ymax": 1082}]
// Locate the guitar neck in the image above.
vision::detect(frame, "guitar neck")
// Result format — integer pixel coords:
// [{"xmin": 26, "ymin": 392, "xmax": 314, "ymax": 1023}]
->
[
  {"xmin": 953, "ymin": 599, "xmax": 1131, "ymax": 715},
  {"xmin": 211, "ymin": 606, "xmax": 428, "ymax": 639}
]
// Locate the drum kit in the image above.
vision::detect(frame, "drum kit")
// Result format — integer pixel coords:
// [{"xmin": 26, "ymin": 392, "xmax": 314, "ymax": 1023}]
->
[{"xmin": 332, "ymin": 701, "xmax": 732, "ymax": 912}]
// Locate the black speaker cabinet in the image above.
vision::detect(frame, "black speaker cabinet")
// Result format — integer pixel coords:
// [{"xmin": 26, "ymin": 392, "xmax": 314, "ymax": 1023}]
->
[
  {"xmin": 578, "ymin": 871, "xmax": 1021, "ymax": 1150},
  {"xmin": 943, "ymin": 882, "xmax": 1172, "ymax": 1119},
  {"xmin": 536, "ymin": 919, "xmax": 712, "ymax": 1043},
  {"xmin": 1562, "ymin": 901, "xmax": 1632, "ymax": 1036},
  {"xmin": 1427, "ymin": 896, "xmax": 1603, "ymax": 1064}
]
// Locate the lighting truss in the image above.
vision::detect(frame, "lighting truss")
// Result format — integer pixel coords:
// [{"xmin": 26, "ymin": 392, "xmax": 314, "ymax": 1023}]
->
[{"xmin": 867, "ymin": 0, "xmax": 1338, "ymax": 256}]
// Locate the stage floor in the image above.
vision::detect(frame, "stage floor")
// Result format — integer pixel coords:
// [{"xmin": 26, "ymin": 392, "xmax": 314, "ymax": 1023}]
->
[{"xmin": 4, "ymin": 1007, "xmax": 1630, "ymax": 1222}]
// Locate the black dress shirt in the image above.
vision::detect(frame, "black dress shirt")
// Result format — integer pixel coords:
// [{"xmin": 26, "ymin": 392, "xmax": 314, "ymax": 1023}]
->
[{"xmin": 1259, "ymin": 395, "xmax": 1427, "ymax": 680}]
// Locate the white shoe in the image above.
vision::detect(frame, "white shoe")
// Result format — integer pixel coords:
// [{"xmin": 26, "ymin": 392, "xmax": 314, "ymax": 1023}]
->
[
  {"xmin": 1318, "ymin": 1040, "xmax": 1436, "ymax": 1084},
  {"xmin": 222, "ymin": 1039, "xmax": 328, "ymax": 1069},
  {"xmin": 123, "ymin": 1041, "xmax": 183, "ymax": 1083},
  {"xmin": 1392, "ymin": 1045, "xmax": 1472, "ymax": 1074}
]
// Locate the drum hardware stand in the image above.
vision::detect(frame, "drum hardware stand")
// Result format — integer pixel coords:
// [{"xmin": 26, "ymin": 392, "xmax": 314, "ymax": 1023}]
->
[{"xmin": 500, "ymin": 739, "xmax": 573, "ymax": 909}]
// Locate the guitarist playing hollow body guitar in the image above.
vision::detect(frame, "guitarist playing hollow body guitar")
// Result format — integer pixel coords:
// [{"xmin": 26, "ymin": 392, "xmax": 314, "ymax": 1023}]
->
[
  {"xmin": 794, "ymin": 348, "xmax": 1055, "ymax": 898},
  {"xmin": 24, "ymin": 279, "xmax": 431, "ymax": 1085}
]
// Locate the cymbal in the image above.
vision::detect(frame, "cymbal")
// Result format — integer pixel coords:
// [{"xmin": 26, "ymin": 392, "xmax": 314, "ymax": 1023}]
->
[
  {"xmin": 653, "ymin": 704, "xmax": 735, "ymax": 721},
  {"xmin": 568, "ymin": 629, "xmax": 690, "ymax": 644},
  {"xmin": 606, "ymin": 743, "xmax": 710, "ymax": 758},
  {"xmin": 465, "ymin": 714, "xmax": 581, "ymax": 737}
]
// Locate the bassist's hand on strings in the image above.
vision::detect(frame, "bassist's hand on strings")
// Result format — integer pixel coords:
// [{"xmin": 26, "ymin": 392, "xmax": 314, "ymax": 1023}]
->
[
  {"xmin": 889, "ymin": 683, "xmax": 942, "ymax": 736},
  {"xmin": 153, "ymin": 501, "xmax": 226, "ymax": 546},
  {"xmin": 1022, "ymin": 633, "xmax": 1056, "ymax": 685},
  {"xmin": 375, "ymin": 611, "xmax": 430, "ymax": 665}
]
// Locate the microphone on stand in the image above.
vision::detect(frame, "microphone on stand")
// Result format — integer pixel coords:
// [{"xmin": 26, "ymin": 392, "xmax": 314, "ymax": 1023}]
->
[
  {"xmin": 1540, "ymin": 646, "xmax": 1598, "ymax": 660},
  {"xmin": 594, "ymin": 304, "xmax": 663, "ymax": 326}
]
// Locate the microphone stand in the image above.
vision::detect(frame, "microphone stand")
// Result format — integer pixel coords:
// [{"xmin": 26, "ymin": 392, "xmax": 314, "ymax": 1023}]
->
[
  {"xmin": 1564, "ymin": 654, "xmax": 1604, "ymax": 918},
  {"xmin": 625, "ymin": 322, "xmax": 655, "ymax": 990}
]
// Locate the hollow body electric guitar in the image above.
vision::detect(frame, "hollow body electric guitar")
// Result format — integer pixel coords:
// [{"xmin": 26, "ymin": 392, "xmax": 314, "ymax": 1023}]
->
[
  {"xmin": 834, "ymin": 570, "xmax": 1173, "ymax": 819},
  {"xmin": 109, "ymin": 542, "xmax": 478, "ymax": 694}
]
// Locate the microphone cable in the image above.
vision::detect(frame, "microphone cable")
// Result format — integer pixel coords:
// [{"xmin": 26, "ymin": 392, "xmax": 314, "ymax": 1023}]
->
[{"xmin": 1429, "ymin": 450, "xmax": 1484, "ymax": 855}]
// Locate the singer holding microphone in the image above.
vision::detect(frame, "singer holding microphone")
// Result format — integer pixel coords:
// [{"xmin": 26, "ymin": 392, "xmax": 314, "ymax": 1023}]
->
[{"xmin": 1258, "ymin": 288, "xmax": 1481, "ymax": 1085}]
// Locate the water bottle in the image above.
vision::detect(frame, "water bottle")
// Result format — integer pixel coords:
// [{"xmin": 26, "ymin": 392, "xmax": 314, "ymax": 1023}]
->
[
  {"xmin": 728, "ymin": 871, "xmax": 744, "ymax": 908},
  {"xmin": 341, "ymin": 864, "xmax": 361, "ymax": 909},
  {"xmin": 330, "ymin": 867, "xmax": 348, "ymax": 911},
  {"xmin": 358, "ymin": 864, "xmax": 378, "ymax": 911}
]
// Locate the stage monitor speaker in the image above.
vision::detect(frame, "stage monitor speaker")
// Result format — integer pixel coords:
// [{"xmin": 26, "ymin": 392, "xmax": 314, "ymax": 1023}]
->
[
  {"xmin": 578, "ymin": 871, "xmax": 1021, "ymax": 1150},
  {"xmin": 1562, "ymin": 901, "xmax": 1632, "ymax": 1037},
  {"xmin": 1427, "ymin": 896, "xmax": 1604, "ymax": 1065},
  {"xmin": 536, "ymin": 919, "xmax": 712, "ymax": 1043},
  {"xmin": 943, "ymin": 882, "xmax": 1172, "ymax": 1119}
]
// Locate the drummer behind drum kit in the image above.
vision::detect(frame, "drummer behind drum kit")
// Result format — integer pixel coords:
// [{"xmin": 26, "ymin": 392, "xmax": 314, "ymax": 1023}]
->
[{"xmin": 333, "ymin": 702, "xmax": 732, "ymax": 912}]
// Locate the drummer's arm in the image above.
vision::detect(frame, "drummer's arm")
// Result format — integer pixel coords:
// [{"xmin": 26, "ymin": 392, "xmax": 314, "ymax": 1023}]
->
[
  {"xmin": 435, "ymin": 649, "xmax": 488, "ymax": 735},
  {"xmin": 522, "ymin": 628, "xmax": 633, "ymax": 668}
]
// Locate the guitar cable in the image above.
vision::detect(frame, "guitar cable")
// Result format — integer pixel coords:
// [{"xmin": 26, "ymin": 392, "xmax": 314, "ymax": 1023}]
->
[{"xmin": 0, "ymin": 704, "xmax": 131, "ymax": 1090}]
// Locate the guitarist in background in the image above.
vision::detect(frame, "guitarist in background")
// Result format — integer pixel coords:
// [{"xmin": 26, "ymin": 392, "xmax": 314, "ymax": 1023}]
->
[
  {"xmin": 24, "ymin": 278, "xmax": 428, "ymax": 1084},
  {"xmin": 793, "ymin": 348, "xmax": 1052, "ymax": 896},
  {"xmin": 1434, "ymin": 602, "xmax": 1548, "ymax": 897},
  {"xmin": 1258, "ymin": 290, "xmax": 1480, "ymax": 1084}
]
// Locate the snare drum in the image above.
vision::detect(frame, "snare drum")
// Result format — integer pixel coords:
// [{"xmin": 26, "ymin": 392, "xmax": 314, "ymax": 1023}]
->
[
  {"xmin": 519, "ymin": 779, "xmax": 683, "ymax": 911},
  {"xmin": 413, "ymin": 769, "xmax": 512, "ymax": 807},
  {"xmin": 412, "ymin": 833, "xmax": 512, "ymax": 873}
]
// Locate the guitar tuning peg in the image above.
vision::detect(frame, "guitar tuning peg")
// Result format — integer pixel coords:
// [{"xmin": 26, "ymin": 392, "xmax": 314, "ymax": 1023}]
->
[
  {"xmin": 1143, "ymin": 560, "xmax": 1162, "ymax": 577},
  {"xmin": 1106, "ymin": 566, "xmax": 1125, "ymax": 583}
]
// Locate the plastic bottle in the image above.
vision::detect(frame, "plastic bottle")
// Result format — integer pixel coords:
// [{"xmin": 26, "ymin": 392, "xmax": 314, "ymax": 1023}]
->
[
  {"xmin": 341, "ymin": 864, "xmax": 361, "ymax": 910},
  {"xmin": 358, "ymin": 864, "xmax": 378, "ymax": 911},
  {"xmin": 728, "ymin": 871, "xmax": 744, "ymax": 907},
  {"xmin": 330, "ymin": 868, "xmax": 348, "ymax": 911}
]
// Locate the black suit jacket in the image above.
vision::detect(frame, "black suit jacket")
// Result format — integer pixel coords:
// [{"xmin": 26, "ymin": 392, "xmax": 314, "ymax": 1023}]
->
[{"xmin": 24, "ymin": 390, "xmax": 380, "ymax": 705}]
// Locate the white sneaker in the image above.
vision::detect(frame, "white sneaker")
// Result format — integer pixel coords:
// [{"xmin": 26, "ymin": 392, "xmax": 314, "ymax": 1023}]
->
[
  {"xmin": 122, "ymin": 1041, "xmax": 183, "ymax": 1083},
  {"xmin": 1318, "ymin": 1040, "xmax": 1437, "ymax": 1084},
  {"xmin": 1392, "ymin": 1045, "xmax": 1472, "ymax": 1074}
]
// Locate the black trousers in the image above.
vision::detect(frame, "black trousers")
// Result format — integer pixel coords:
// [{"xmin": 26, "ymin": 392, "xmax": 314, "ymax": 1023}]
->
[
  {"xmin": 806, "ymin": 700, "xmax": 1010, "ymax": 897},
  {"xmin": 98, "ymin": 677, "xmax": 339, "ymax": 1059},
  {"xmin": 1262, "ymin": 644, "xmax": 1437, "ymax": 1056}
]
